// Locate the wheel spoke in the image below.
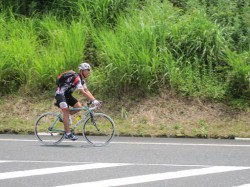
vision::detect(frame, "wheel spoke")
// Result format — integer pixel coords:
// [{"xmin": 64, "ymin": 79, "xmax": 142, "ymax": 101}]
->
[
  {"xmin": 34, "ymin": 113, "xmax": 65, "ymax": 145},
  {"xmin": 83, "ymin": 113, "xmax": 115, "ymax": 147}
]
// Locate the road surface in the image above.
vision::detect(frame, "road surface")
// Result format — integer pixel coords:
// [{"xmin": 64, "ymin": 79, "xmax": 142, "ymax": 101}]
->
[{"xmin": 0, "ymin": 134, "xmax": 249, "ymax": 187}]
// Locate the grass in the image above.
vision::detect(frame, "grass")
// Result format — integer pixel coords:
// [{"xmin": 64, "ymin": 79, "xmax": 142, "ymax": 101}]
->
[
  {"xmin": 0, "ymin": 12, "xmax": 88, "ymax": 95},
  {"xmin": 0, "ymin": 0, "xmax": 249, "ymax": 101},
  {"xmin": 1, "ymin": 94, "xmax": 249, "ymax": 139}
]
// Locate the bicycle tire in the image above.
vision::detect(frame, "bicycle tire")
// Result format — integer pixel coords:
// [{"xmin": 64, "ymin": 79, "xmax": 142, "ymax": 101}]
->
[
  {"xmin": 82, "ymin": 113, "xmax": 115, "ymax": 147},
  {"xmin": 34, "ymin": 112, "xmax": 65, "ymax": 145}
]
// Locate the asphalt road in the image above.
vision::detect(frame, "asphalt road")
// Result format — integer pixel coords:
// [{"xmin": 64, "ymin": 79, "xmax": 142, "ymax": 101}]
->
[{"xmin": 0, "ymin": 134, "xmax": 250, "ymax": 187}]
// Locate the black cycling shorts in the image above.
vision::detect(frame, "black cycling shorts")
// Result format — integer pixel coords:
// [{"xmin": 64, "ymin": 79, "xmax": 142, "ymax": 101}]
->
[{"xmin": 55, "ymin": 94, "xmax": 78, "ymax": 108}]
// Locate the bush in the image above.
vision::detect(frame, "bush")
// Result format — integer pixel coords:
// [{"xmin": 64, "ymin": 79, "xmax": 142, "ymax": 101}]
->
[{"xmin": 0, "ymin": 0, "xmax": 249, "ymax": 102}]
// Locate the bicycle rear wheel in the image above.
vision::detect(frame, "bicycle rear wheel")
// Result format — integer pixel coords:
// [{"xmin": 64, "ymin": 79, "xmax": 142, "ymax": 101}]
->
[
  {"xmin": 34, "ymin": 112, "xmax": 65, "ymax": 145},
  {"xmin": 82, "ymin": 113, "xmax": 115, "ymax": 147}
]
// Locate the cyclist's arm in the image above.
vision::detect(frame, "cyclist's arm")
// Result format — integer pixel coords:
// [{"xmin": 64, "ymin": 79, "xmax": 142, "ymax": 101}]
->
[
  {"xmin": 76, "ymin": 80, "xmax": 95, "ymax": 101},
  {"xmin": 78, "ymin": 87, "xmax": 95, "ymax": 101}
]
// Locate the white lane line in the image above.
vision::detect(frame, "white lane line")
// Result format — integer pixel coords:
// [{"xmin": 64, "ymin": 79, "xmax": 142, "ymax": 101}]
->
[
  {"xmin": 0, "ymin": 160, "xmax": 95, "ymax": 164},
  {"xmin": 1, "ymin": 160, "xmax": 249, "ymax": 171},
  {"xmin": 0, "ymin": 138, "xmax": 36, "ymax": 142},
  {"xmin": 0, "ymin": 138, "xmax": 250, "ymax": 147},
  {"xmin": 0, "ymin": 161, "xmax": 12, "ymax": 163},
  {"xmin": 235, "ymin": 184, "xmax": 250, "ymax": 187},
  {"xmin": 55, "ymin": 166, "xmax": 250, "ymax": 187},
  {"xmin": 112, "ymin": 142, "xmax": 250, "ymax": 147},
  {"xmin": 0, "ymin": 163, "xmax": 130, "ymax": 180},
  {"xmin": 0, "ymin": 159, "xmax": 216, "ymax": 167},
  {"xmin": 235, "ymin": 138, "xmax": 250, "ymax": 141}
]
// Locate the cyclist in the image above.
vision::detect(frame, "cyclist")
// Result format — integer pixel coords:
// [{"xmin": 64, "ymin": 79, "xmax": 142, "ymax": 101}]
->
[{"xmin": 55, "ymin": 62, "xmax": 100, "ymax": 141}]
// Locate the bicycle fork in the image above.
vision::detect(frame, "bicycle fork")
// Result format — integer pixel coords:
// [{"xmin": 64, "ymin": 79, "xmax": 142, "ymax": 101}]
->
[{"xmin": 90, "ymin": 113, "xmax": 100, "ymax": 131}]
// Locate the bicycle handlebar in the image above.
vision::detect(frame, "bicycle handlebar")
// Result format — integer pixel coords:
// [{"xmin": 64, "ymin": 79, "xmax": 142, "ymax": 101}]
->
[
  {"xmin": 87, "ymin": 101, "xmax": 102, "ymax": 111},
  {"xmin": 89, "ymin": 105, "xmax": 98, "ymax": 111}
]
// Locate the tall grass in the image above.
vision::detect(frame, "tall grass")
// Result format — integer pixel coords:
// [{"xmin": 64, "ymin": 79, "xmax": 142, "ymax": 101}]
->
[
  {"xmin": 196, "ymin": 0, "xmax": 250, "ymax": 52},
  {"xmin": 91, "ymin": 1, "xmax": 179, "ymax": 95},
  {"xmin": 91, "ymin": 1, "xmax": 227, "ymax": 98},
  {"xmin": 0, "ymin": 10, "xmax": 38, "ymax": 93},
  {"xmin": 225, "ymin": 49, "xmax": 250, "ymax": 98},
  {"xmin": 162, "ymin": 7, "xmax": 228, "ymax": 98},
  {"xmin": 32, "ymin": 16, "xmax": 88, "ymax": 92},
  {"xmin": 0, "ymin": 0, "xmax": 249, "ymax": 102},
  {"xmin": 164, "ymin": 0, "xmax": 249, "ymax": 99},
  {"xmin": 75, "ymin": 0, "xmax": 130, "ymax": 27},
  {"xmin": 0, "ymin": 10, "xmax": 88, "ymax": 94}
]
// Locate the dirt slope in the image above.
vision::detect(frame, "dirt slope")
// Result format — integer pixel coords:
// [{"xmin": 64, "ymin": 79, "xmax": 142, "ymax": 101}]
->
[{"xmin": 0, "ymin": 94, "xmax": 249, "ymax": 138}]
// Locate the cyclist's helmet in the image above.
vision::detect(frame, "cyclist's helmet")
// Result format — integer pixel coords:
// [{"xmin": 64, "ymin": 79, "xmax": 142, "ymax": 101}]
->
[{"xmin": 79, "ymin": 62, "xmax": 91, "ymax": 71}]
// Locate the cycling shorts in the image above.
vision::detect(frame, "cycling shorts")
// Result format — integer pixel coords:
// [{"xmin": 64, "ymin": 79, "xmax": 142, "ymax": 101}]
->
[{"xmin": 55, "ymin": 94, "xmax": 78, "ymax": 109}]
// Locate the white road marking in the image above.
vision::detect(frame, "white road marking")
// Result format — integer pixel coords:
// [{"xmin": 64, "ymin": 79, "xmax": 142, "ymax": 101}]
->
[
  {"xmin": 112, "ymin": 142, "xmax": 250, "ymax": 147},
  {"xmin": 0, "ymin": 138, "xmax": 36, "ymax": 142},
  {"xmin": 0, "ymin": 163, "xmax": 130, "ymax": 180},
  {"xmin": 0, "ymin": 160, "xmax": 95, "ymax": 164},
  {"xmin": 0, "ymin": 138, "xmax": 250, "ymax": 147},
  {"xmin": 235, "ymin": 138, "xmax": 250, "ymax": 141},
  {"xmin": 55, "ymin": 166, "xmax": 250, "ymax": 187},
  {"xmin": 37, "ymin": 132, "xmax": 60, "ymax": 136},
  {"xmin": 0, "ymin": 159, "xmax": 216, "ymax": 167},
  {"xmin": 0, "ymin": 160, "xmax": 249, "ymax": 186},
  {"xmin": 0, "ymin": 161, "xmax": 12, "ymax": 163}
]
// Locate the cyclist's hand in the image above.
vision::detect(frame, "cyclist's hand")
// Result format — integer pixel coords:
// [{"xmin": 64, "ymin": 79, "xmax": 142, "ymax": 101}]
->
[{"xmin": 93, "ymin": 100, "xmax": 101, "ymax": 108}]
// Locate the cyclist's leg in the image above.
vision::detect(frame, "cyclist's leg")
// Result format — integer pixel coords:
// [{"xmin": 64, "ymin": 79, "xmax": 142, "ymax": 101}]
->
[
  {"xmin": 55, "ymin": 94, "xmax": 71, "ymax": 133},
  {"xmin": 71, "ymin": 102, "xmax": 82, "ymax": 115},
  {"xmin": 61, "ymin": 107, "xmax": 71, "ymax": 134},
  {"xmin": 65, "ymin": 94, "xmax": 82, "ymax": 115}
]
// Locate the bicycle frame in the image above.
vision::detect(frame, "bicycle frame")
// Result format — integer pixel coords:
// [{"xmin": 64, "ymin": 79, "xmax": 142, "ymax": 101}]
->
[
  {"xmin": 50, "ymin": 106, "xmax": 96, "ymax": 133},
  {"xmin": 69, "ymin": 106, "xmax": 94, "ymax": 131}
]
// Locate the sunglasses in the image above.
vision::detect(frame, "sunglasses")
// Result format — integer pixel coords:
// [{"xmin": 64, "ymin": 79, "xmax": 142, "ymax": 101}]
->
[{"xmin": 84, "ymin": 69, "xmax": 90, "ymax": 72}]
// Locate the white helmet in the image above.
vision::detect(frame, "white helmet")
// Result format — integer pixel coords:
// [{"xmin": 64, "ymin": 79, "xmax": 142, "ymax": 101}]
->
[{"xmin": 79, "ymin": 62, "xmax": 91, "ymax": 71}]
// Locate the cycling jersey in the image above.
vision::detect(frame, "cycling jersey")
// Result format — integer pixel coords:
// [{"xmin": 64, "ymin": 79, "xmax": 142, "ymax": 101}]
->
[{"xmin": 55, "ymin": 75, "xmax": 87, "ymax": 96}]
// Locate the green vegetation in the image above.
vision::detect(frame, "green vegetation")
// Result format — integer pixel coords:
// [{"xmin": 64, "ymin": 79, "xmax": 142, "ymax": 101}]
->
[{"xmin": 0, "ymin": 0, "xmax": 249, "ymax": 103}]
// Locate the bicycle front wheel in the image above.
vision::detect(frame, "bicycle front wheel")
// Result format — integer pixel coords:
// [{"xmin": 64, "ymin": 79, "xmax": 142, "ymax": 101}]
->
[
  {"xmin": 34, "ymin": 112, "xmax": 65, "ymax": 145},
  {"xmin": 82, "ymin": 113, "xmax": 115, "ymax": 147}
]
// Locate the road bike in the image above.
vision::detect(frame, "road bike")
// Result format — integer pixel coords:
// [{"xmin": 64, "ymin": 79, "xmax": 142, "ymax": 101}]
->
[{"xmin": 34, "ymin": 103, "xmax": 115, "ymax": 147}]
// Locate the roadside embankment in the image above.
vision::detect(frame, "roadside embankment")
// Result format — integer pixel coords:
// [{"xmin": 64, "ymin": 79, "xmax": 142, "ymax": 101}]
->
[{"xmin": 0, "ymin": 94, "xmax": 249, "ymax": 138}]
